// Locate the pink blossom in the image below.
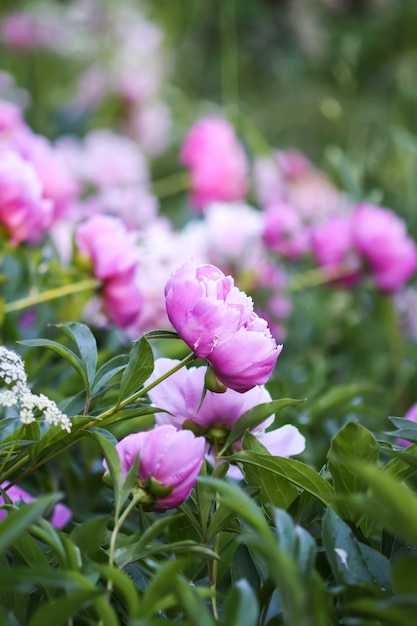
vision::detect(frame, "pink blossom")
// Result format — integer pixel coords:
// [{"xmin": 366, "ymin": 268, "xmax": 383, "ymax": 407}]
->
[
  {"xmin": 112, "ymin": 425, "xmax": 205, "ymax": 511},
  {"xmin": 352, "ymin": 203, "xmax": 417, "ymax": 292},
  {"xmin": 397, "ymin": 403, "xmax": 417, "ymax": 448},
  {"xmin": 146, "ymin": 359, "xmax": 305, "ymax": 473},
  {"xmin": 263, "ymin": 201, "xmax": 311, "ymax": 259},
  {"xmin": 0, "ymin": 99, "xmax": 24, "ymax": 132},
  {"xmin": 102, "ymin": 270, "xmax": 144, "ymax": 328},
  {"xmin": 164, "ymin": 260, "xmax": 282, "ymax": 392},
  {"xmin": 0, "ymin": 148, "xmax": 52, "ymax": 244},
  {"xmin": 311, "ymin": 213, "xmax": 361, "ymax": 286},
  {"xmin": 0, "ymin": 12, "xmax": 38, "ymax": 51},
  {"xmin": 0, "ymin": 481, "xmax": 72, "ymax": 528},
  {"xmin": 75, "ymin": 215, "xmax": 139, "ymax": 280},
  {"xmin": 80, "ymin": 130, "xmax": 149, "ymax": 189},
  {"xmin": 180, "ymin": 116, "xmax": 249, "ymax": 211}
]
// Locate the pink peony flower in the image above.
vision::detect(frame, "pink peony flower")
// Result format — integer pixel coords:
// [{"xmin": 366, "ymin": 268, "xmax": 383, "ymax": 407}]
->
[
  {"xmin": 0, "ymin": 148, "xmax": 52, "ymax": 244},
  {"xmin": 75, "ymin": 214, "xmax": 139, "ymax": 280},
  {"xmin": 112, "ymin": 425, "xmax": 205, "ymax": 511},
  {"xmin": 146, "ymin": 359, "xmax": 305, "ymax": 475},
  {"xmin": 102, "ymin": 270, "xmax": 144, "ymax": 328},
  {"xmin": 164, "ymin": 260, "xmax": 282, "ymax": 392},
  {"xmin": 262, "ymin": 201, "xmax": 311, "ymax": 259},
  {"xmin": 352, "ymin": 203, "xmax": 417, "ymax": 292},
  {"xmin": 0, "ymin": 481, "xmax": 72, "ymax": 528},
  {"xmin": 311, "ymin": 213, "xmax": 361, "ymax": 287},
  {"xmin": 149, "ymin": 358, "xmax": 304, "ymax": 445},
  {"xmin": 180, "ymin": 116, "xmax": 249, "ymax": 211}
]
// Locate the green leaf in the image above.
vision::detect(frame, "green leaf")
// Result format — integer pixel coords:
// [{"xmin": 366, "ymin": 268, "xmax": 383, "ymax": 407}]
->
[
  {"xmin": 140, "ymin": 559, "xmax": 185, "ymax": 618},
  {"xmin": 323, "ymin": 508, "xmax": 391, "ymax": 590},
  {"xmin": 0, "ymin": 493, "xmax": 63, "ymax": 554},
  {"xmin": 392, "ymin": 556, "xmax": 417, "ymax": 595},
  {"xmin": 340, "ymin": 463, "xmax": 417, "ymax": 546},
  {"xmin": 87, "ymin": 428, "xmax": 123, "ymax": 515},
  {"xmin": 308, "ymin": 383, "xmax": 377, "ymax": 424},
  {"xmin": 327, "ymin": 422, "xmax": 379, "ymax": 521},
  {"xmin": 273, "ymin": 509, "xmax": 316, "ymax": 583},
  {"xmin": 19, "ymin": 338, "xmax": 88, "ymax": 389},
  {"xmin": 98, "ymin": 564, "xmax": 142, "ymax": 617},
  {"xmin": 174, "ymin": 576, "xmax": 215, "ymax": 626},
  {"xmin": 222, "ymin": 398, "xmax": 305, "ymax": 452},
  {"xmin": 91, "ymin": 354, "xmax": 128, "ymax": 393},
  {"xmin": 229, "ymin": 450, "xmax": 334, "ymax": 505},
  {"xmin": 28, "ymin": 590, "xmax": 103, "ymax": 626},
  {"xmin": 145, "ymin": 330, "xmax": 180, "ymax": 341},
  {"xmin": 55, "ymin": 322, "xmax": 98, "ymax": 389},
  {"xmin": 114, "ymin": 514, "xmax": 181, "ymax": 567},
  {"xmin": 239, "ymin": 432, "xmax": 299, "ymax": 510},
  {"xmin": 197, "ymin": 476, "xmax": 268, "ymax": 533},
  {"xmin": 70, "ymin": 516, "xmax": 109, "ymax": 558},
  {"xmin": 224, "ymin": 579, "xmax": 259, "ymax": 626},
  {"xmin": 118, "ymin": 336, "xmax": 154, "ymax": 403},
  {"xmin": 387, "ymin": 416, "xmax": 417, "ymax": 442}
]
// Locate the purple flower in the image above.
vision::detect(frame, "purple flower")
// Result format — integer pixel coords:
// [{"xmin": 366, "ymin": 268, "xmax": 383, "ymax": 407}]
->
[
  {"xmin": 113, "ymin": 425, "xmax": 205, "ymax": 511},
  {"xmin": 352, "ymin": 203, "xmax": 417, "ymax": 292},
  {"xmin": 164, "ymin": 260, "xmax": 282, "ymax": 392},
  {"xmin": 0, "ymin": 481, "xmax": 72, "ymax": 529},
  {"xmin": 146, "ymin": 358, "xmax": 305, "ymax": 472}
]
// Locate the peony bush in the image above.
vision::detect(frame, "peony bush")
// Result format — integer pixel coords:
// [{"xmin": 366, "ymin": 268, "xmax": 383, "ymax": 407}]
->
[{"xmin": 1, "ymin": 1, "xmax": 417, "ymax": 625}]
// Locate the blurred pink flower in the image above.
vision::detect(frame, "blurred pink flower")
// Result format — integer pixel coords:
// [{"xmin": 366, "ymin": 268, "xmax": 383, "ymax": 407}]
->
[
  {"xmin": 0, "ymin": 99, "xmax": 24, "ymax": 132},
  {"xmin": 180, "ymin": 116, "xmax": 249, "ymax": 211},
  {"xmin": 164, "ymin": 260, "xmax": 282, "ymax": 392},
  {"xmin": 102, "ymin": 270, "xmax": 144, "ymax": 328},
  {"xmin": 352, "ymin": 203, "xmax": 417, "ymax": 292},
  {"xmin": 75, "ymin": 214, "xmax": 144, "ymax": 329},
  {"xmin": 80, "ymin": 129, "xmax": 149, "ymax": 189},
  {"xmin": 397, "ymin": 403, "xmax": 417, "ymax": 448},
  {"xmin": 0, "ymin": 481, "xmax": 72, "ymax": 528},
  {"xmin": 75, "ymin": 214, "xmax": 139, "ymax": 280},
  {"xmin": 311, "ymin": 213, "xmax": 361, "ymax": 287},
  {"xmin": 0, "ymin": 148, "xmax": 52, "ymax": 244},
  {"xmin": 0, "ymin": 12, "xmax": 38, "ymax": 51},
  {"xmin": 263, "ymin": 201, "xmax": 312, "ymax": 259},
  {"xmin": 112, "ymin": 425, "xmax": 205, "ymax": 511}
]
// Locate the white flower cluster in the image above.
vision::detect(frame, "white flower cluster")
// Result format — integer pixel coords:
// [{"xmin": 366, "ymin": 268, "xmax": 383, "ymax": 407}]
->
[{"xmin": 0, "ymin": 347, "xmax": 71, "ymax": 432}]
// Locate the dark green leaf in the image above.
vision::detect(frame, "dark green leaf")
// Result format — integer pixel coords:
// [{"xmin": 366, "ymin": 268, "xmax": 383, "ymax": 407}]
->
[
  {"xmin": 92, "ymin": 354, "xmax": 129, "ymax": 393},
  {"xmin": 55, "ymin": 322, "xmax": 98, "ymax": 388},
  {"xmin": 118, "ymin": 336, "xmax": 154, "ymax": 403},
  {"xmin": 323, "ymin": 508, "xmax": 391, "ymax": 590},
  {"xmin": 341, "ymin": 463, "xmax": 417, "ymax": 546},
  {"xmin": 224, "ymin": 579, "xmax": 259, "ymax": 626},
  {"xmin": 240, "ymin": 433, "xmax": 299, "ymax": 510},
  {"xmin": 0, "ymin": 493, "xmax": 63, "ymax": 554},
  {"xmin": 19, "ymin": 338, "xmax": 87, "ymax": 389},
  {"xmin": 229, "ymin": 450, "xmax": 334, "ymax": 505}
]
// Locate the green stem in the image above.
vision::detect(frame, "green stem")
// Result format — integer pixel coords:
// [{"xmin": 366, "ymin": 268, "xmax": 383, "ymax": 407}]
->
[
  {"xmin": 107, "ymin": 493, "xmax": 143, "ymax": 595},
  {"xmin": 4, "ymin": 279, "xmax": 100, "ymax": 314},
  {"xmin": 288, "ymin": 263, "xmax": 355, "ymax": 292},
  {"xmin": 208, "ymin": 441, "xmax": 222, "ymax": 621},
  {"xmin": 151, "ymin": 171, "xmax": 190, "ymax": 199}
]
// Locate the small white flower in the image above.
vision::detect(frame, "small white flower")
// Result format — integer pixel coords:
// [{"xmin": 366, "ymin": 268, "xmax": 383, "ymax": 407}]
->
[{"xmin": 0, "ymin": 346, "xmax": 71, "ymax": 432}]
